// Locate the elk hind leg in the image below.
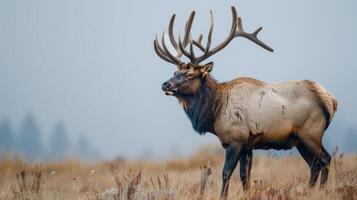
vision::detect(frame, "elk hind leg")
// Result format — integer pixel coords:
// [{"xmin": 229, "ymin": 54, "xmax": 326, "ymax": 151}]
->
[
  {"xmin": 296, "ymin": 144, "xmax": 321, "ymax": 186},
  {"xmin": 298, "ymin": 114, "xmax": 331, "ymax": 186},
  {"xmin": 298, "ymin": 131, "xmax": 333, "ymax": 185},
  {"xmin": 320, "ymin": 146, "xmax": 331, "ymax": 186}
]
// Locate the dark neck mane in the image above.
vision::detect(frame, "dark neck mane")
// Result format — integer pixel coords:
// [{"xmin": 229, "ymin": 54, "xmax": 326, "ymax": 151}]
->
[{"xmin": 178, "ymin": 76, "xmax": 223, "ymax": 135}]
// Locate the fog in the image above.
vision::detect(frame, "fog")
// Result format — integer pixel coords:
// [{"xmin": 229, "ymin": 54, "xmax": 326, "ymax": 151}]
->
[{"xmin": 0, "ymin": 0, "xmax": 356, "ymax": 159}]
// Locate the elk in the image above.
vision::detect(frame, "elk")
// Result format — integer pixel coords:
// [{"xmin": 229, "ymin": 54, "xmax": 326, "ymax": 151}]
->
[{"xmin": 154, "ymin": 6, "xmax": 337, "ymax": 199}]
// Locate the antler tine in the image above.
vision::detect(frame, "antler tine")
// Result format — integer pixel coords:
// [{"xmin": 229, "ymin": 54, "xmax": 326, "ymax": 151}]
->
[
  {"xmin": 208, "ymin": 6, "xmax": 237, "ymax": 55},
  {"xmin": 178, "ymin": 33, "xmax": 194, "ymax": 61},
  {"xmin": 192, "ymin": 40, "xmax": 205, "ymax": 52},
  {"xmin": 194, "ymin": 6, "xmax": 238, "ymax": 64},
  {"xmin": 197, "ymin": 34, "xmax": 203, "ymax": 43},
  {"xmin": 192, "ymin": 34, "xmax": 205, "ymax": 52},
  {"xmin": 197, "ymin": 34, "xmax": 203, "ymax": 44},
  {"xmin": 168, "ymin": 14, "xmax": 183, "ymax": 57},
  {"xmin": 161, "ymin": 32, "xmax": 182, "ymax": 64},
  {"xmin": 183, "ymin": 11, "xmax": 195, "ymax": 47},
  {"xmin": 190, "ymin": 41, "xmax": 195, "ymax": 59},
  {"xmin": 154, "ymin": 36, "xmax": 177, "ymax": 64},
  {"xmin": 235, "ymin": 17, "xmax": 274, "ymax": 52},
  {"xmin": 205, "ymin": 10, "xmax": 214, "ymax": 54}
]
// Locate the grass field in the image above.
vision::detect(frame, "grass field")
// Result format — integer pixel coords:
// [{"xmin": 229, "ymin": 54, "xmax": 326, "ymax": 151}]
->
[{"xmin": 0, "ymin": 147, "xmax": 356, "ymax": 200}]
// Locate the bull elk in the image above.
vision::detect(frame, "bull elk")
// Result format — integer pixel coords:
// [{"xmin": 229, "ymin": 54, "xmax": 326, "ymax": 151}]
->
[{"xmin": 154, "ymin": 6, "xmax": 337, "ymax": 199}]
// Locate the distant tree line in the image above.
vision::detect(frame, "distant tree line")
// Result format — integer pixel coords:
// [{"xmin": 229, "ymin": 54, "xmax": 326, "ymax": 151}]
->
[{"xmin": 0, "ymin": 114, "xmax": 99, "ymax": 161}]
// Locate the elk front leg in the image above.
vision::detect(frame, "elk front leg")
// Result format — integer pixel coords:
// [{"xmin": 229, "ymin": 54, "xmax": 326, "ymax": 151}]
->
[
  {"xmin": 220, "ymin": 143, "xmax": 242, "ymax": 200},
  {"xmin": 239, "ymin": 150, "xmax": 253, "ymax": 191}
]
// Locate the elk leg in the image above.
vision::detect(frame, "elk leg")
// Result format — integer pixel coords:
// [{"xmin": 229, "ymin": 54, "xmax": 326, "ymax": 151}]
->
[
  {"xmin": 309, "ymin": 156, "xmax": 322, "ymax": 187},
  {"xmin": 239, "ymin": 150, "xmax": 253, "ymax": 191},
  {"xmin": 320, "ymin": 146, "xmax": 331, "ymax": 186},
  {"xmin": 296, "ymin": 144, "xmax": 321, "ymax": 186},
  {"xmin": 220, "ymin": 143, "xmax": 242, "ymax": 200},
  {"xmin": 247, "ymin": 150, "xmax": 253, "ymax": 189}
]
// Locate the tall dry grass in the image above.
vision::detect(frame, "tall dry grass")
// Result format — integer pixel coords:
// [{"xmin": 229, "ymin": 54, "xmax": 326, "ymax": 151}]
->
[{"xmin": 0, "ymin": 147, "xmax": 356, "ymax": 200}]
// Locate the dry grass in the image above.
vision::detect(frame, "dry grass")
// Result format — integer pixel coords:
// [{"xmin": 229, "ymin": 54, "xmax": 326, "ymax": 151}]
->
[{"xmin": 0, "ymin": 148, "xmax": 356, "ymax": 200}]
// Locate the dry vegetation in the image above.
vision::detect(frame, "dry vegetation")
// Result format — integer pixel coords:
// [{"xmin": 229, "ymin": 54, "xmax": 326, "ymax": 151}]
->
[{"xmin": 0, "ymin": 147, "xmax": 356, "ymax": 200}]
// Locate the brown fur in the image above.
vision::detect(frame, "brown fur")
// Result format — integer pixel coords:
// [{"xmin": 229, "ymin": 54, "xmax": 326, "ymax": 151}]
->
[{"xmin": 178, "ymin": 75, "xmax": 223, "ymax": 110}]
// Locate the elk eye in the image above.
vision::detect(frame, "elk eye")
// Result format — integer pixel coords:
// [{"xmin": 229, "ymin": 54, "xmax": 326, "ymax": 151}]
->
[{"xmin": 186, "ymin": 72, "xmax": 194, "ymax": 79}]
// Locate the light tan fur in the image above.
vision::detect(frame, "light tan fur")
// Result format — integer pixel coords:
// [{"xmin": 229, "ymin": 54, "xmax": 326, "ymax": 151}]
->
[
  {"xmin": 302, "ymin": 80, "xmax": 338, "ymax": 123},
  {"xmin": 214, "ymin": 77, "xmax": 337, "ymax": 149}
]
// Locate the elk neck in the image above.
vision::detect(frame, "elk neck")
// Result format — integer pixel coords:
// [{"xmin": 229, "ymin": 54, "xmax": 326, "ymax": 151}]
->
[{"xmin": 177, "ymin": 75, "xmax": 225, "ymax": 135}]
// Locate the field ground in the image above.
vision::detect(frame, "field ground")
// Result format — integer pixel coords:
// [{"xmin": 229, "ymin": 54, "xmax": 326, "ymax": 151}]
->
[{"xmin": 0, "ymin": 147, "xmax": 356, "ymax": 200}]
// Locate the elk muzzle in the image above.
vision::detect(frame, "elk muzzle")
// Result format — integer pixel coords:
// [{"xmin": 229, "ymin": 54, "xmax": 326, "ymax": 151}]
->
[{"xmin": 162, "ymin": 81, "xmax": 177, "ymax": 95}]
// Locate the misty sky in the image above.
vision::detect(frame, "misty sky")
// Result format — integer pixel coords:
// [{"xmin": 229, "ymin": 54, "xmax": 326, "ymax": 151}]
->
[{"xmin": 0, "ymin": 0, "xmax": 356, "ymax": 159}]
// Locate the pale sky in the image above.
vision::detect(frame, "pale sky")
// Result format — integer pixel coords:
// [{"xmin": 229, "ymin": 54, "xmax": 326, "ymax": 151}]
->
[{"xmin": 0, "ymin": 0, "xmax": 356, "ymax": 159}]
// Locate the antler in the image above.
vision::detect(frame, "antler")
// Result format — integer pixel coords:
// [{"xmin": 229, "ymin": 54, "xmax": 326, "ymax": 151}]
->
[
  {"xmin": 235, "ymin": 17, "xmax": 274, "ymax": 52},
  {"xmin": 154, "ymin": 11, "xmax": 203, "ymax": 65},
  {"xmin": 154, "ymin": 6, "xmax": 273, "ymax": 65}
]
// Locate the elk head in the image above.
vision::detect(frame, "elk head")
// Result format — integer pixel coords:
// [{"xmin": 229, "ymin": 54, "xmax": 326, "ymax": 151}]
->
[{"xmin": 154, "ymin": 6, "xmax": 273, "ymax": 97}]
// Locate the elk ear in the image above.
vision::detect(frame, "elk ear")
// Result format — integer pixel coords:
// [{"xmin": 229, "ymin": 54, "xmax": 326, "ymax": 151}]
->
[{"xmin": 201, "ymin": 62, "xmax": 214, "ymax": 78}]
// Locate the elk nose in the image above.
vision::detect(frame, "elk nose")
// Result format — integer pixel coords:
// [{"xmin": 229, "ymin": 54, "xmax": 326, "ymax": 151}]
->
[{"xmin": 162, "ymin": 81, "xmax": 171, "ymax": 91}]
